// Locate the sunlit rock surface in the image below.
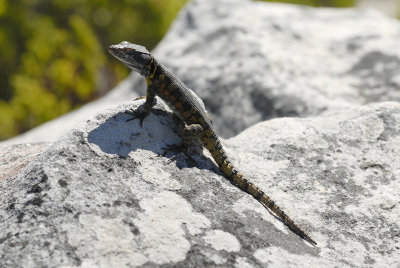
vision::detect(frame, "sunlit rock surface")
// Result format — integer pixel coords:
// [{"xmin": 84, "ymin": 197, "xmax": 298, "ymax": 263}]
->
[
  {"xmin": 1, "ymin": 0, "xmax": 400, "ymax": 267},
  {"xmin": 1, "ymin": 101, "xmax": 399, "ymax": 267}
]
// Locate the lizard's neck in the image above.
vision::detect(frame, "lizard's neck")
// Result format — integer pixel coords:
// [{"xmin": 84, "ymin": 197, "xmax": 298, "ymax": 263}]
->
[
  {"xmin": 145, "ymin": 61, "xmax": 171, "ymax": 90},
  {"xmin": 146, "ymin": 58, "xmax": 160, "ymax": 81}
]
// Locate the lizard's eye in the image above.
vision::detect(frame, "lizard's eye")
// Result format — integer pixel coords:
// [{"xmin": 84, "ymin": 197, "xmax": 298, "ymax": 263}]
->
[{"xmin": 134, "ymin": 53, "xmax": 151, "ymax": 65}]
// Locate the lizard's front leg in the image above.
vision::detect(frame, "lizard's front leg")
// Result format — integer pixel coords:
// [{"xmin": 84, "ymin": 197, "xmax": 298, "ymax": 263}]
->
[{"xmin": 125, "ymin": 85, "xmax": 156, "ymax": 127}]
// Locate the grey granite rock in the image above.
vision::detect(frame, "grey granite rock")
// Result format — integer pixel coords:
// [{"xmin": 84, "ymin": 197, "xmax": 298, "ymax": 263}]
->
[
  {"xmin": 157, "ymin": 0, "xmax": 400, "ymax": 137},
  {"xmin": 0, "ymin": 143, "xmax": 49, "ymax": 181},
  {"xmin": 0, "ymin": 100, "xmax": 399, "ymax": 267},
  {"xmin": 3, "ymin": 0, "xmax": 400, "ymax": 145},
  {"xmin": 1, "ymin": 0, "xmax": 400, "ymax": 267}
]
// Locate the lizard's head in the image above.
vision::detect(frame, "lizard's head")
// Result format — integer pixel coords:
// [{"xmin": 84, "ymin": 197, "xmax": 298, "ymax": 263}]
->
[{"xmin": 108, "ymin": 41, "xmax": 153, "ymax": 78}]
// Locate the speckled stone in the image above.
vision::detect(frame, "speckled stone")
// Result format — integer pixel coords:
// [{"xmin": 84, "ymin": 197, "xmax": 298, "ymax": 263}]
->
[{"xmin": 1, "ymin": 101, "xmax": 399, "ymax": 267}]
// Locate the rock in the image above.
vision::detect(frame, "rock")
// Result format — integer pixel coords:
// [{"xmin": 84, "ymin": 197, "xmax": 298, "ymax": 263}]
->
[
  {"xmin": 157, "ymin": 0, "xmax": 400, "ymax": 137},
  {"xmin": 0, "ymin": 143, "xmax": 49, "ymax": 181},
  {"xmin": 3, "ymin": 0, "xmax": 400, "ymax": 144},
  {"xmin": 1, "ymin": 0, "xmax": 400, "ymax": 267},
  {"xmin": 0, "ymin": 100, "xmax": 399, "ymax": 267}
]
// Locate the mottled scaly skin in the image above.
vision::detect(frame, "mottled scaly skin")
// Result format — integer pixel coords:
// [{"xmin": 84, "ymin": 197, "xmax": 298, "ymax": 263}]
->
[{"xmin": 109, "ymin": 42, "xmax": 316, "ymax": 245}]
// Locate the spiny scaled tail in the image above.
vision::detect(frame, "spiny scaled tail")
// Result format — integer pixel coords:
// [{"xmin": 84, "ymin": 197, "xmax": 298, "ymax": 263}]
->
[
  {"xmin": 206, "ymin": 137, "xmax": 317, "ymax": 245},
  {"xmin": 258, "ymin": 189, "xmax": 317, "ymax": 245}
]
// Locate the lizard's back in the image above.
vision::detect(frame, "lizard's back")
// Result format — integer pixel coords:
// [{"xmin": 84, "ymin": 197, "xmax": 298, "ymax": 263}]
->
[{"xmin": 152, "ymin": 63, "xmax": 214, "ymax": 130}]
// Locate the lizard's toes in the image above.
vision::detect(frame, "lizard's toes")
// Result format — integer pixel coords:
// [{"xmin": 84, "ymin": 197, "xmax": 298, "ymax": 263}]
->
[{"xmin": 124, "ymin": 109, "xmax": 147, "ymax": 126}]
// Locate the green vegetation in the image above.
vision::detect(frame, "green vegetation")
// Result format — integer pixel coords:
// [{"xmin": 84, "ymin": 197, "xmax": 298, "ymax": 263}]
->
[
  {"xmin": 0, "ymin": 0, "xmax": 358, "ymax": 140},
  {"xmin": 0, "ymin": 0, "xmax": 186, "ymax": 139},
  {"xmin": 261, "ymin": 0, "xmax": 355, "ymax": 7}
]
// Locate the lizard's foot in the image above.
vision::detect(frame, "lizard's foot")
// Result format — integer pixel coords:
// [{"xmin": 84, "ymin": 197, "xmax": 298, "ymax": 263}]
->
[
  {"xmin": 163, "ymin": 143, "xmax": 195, "ymax": 164},
  {"xmin": 163, "ymin": 143, "xmax": 185, "ymax": 163},
  {"xmin": 124, "ymin": 109, "xmax": 149, "ymax": 127}
]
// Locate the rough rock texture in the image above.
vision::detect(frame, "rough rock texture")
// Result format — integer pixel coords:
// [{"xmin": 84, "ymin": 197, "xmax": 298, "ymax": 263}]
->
[
  {"xmin": 1, "ymin": 101, "xmax": 399, "ymax": 267},
  {"xmin": 157, "ymin": 0, "xmax": 400, "ymax": 137},
  {"xmin": 0, "ymin": 143, "xmax": 49, "ymax": 181},
  {"xmin": 3, "ymin": 0, "xmax": 400, "ymax": 145},
  {"xmin": 1, "ymin": 0, "xmax": 400, "ymax": 267}
]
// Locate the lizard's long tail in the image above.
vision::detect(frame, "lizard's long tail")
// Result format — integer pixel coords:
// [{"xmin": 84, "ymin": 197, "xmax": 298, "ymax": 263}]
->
[{"xmin": 202, "ymin": 133, "xmax": 317, "ymax": 245}]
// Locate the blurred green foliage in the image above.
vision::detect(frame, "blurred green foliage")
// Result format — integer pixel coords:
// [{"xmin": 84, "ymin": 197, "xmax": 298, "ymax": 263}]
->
[
  {"xmin": 261, "ymin": 0, "xmax": 355, "ymax": 7},
  {"xmin": 0, "ymin": 0, "xmax": 358, "ymax": 140},
  {"xmin": 0, "ymin": 0, "xmax": 186, "ymax": 139}
]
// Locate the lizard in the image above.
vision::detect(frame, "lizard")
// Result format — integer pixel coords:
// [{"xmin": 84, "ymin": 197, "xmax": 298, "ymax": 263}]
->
[{"xmin": 108, "ymin": 41, "xmax": 317, "ymax": 245}]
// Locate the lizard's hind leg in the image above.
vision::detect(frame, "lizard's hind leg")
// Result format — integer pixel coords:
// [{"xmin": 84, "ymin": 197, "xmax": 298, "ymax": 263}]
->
[{"xmin": 163, "ymin": 124, "xmax": 204, "ymax": 163}]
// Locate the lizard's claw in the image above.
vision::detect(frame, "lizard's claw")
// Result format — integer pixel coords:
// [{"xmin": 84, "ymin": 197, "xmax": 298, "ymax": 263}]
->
[
  {"xmin": 162, "ymin": 144, "xmax": 186, "ymax": 164},
  {"xmin": 163, "ymin": 143, "xmax": 185, "ymax": 152},
  {"xmin": 124, "ymin": 109, "xmax": 147, "ymax": 127},
  {"xmin": 162, "ymin": 143, "xmax": 195, "ymax": 164},
  {"xmin": 163, "ymin": 144, "xmax": 185, "ymax": 163}
]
